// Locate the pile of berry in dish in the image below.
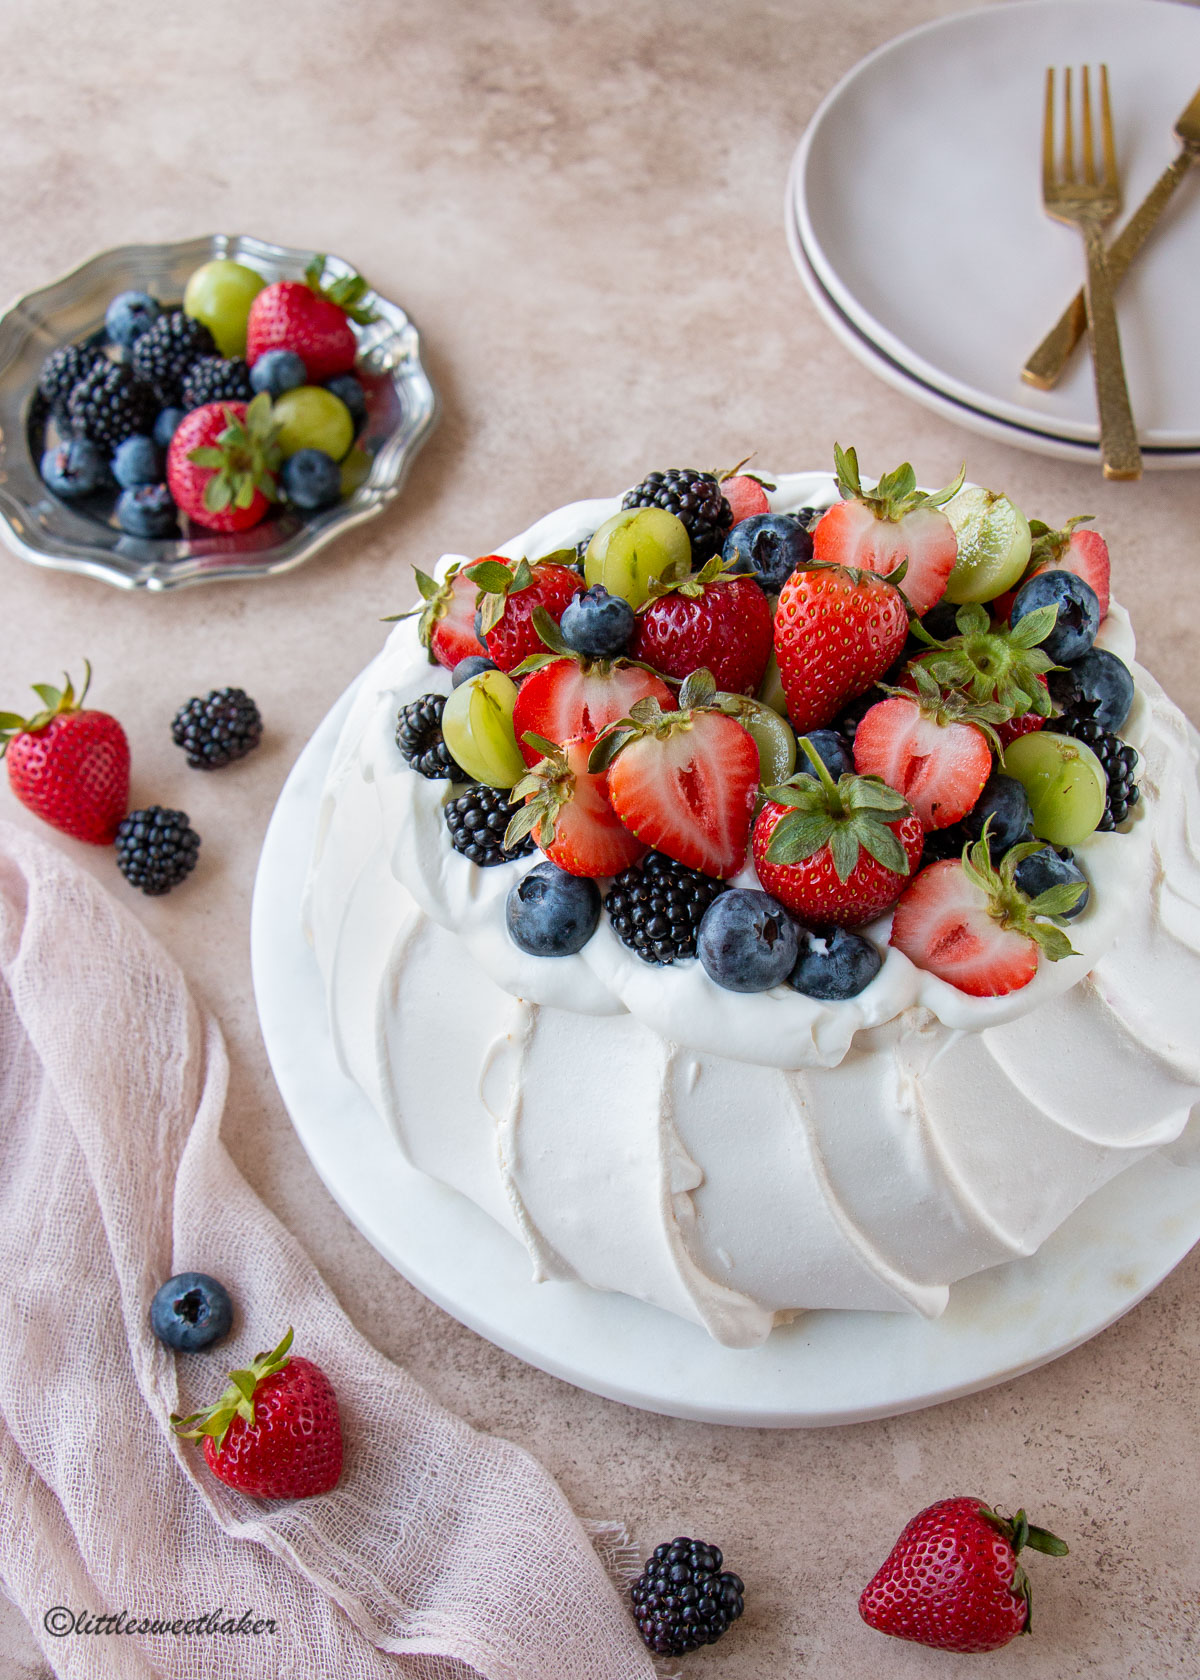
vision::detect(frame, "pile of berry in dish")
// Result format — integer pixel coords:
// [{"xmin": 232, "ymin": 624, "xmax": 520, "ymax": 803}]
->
[
  {"xmin": 391, "ymin": 449, "xmax": 1140, "ymax": 1001},
  {"xmin": 33, "ymin": 255, "xmax": 375, "ymax": 538}
]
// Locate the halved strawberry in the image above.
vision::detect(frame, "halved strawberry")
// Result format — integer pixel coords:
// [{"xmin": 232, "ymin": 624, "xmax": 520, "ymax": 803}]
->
[
  {"xmin": 773, "ymin": 562, "xmax": 910, "ymax": 733},
  {"xmin": 468, "ymin": 555, "xmax": 582, "ymax": 671},
  {"xmin": 390, "ymin": 561, "xmax": 485, "ymax": 670},
  {"xmin": 512, "ymin": 658, "xmax": 675, "ymax": 765},
  {"xmin": 889, "ymin": 836, "xmax": 1083, "ymax": 996},
  {"xmin": 812, "ymin": 446, "xmax": 963, "ymax": 616},
  {"xmin": 590, "ymin": 671, "xmax": 759, "ymax": 879},
  {"xmin": 505, "ymin": 733, "xmax": 645, "ymax": 878},
  {"xmin": 993, "ymin": 517, "xmax": 1110, "ymax": 624},
  {"xmin": 630, "ymin": 558, "xmax": 772, "ymax": 696},
  {"xmin": 852, "ymin": 673, "xmax": 997, "ymax": 832}
]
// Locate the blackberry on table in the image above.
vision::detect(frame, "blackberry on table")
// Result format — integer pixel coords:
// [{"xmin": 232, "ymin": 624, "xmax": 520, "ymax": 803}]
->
[
  {"xmin": 444, "ymin": 784, "xmax": 534, "ymax": 867},
  {"xmin": 180, "ymin": 355, "xmax": 253, "ymax": 410},
  {"xmin": 1053, "ymin": 717, "xmax": 1140, "ymax": 829},
  {"xmin": 396, "ymin": 693, "xmax": 460, "ymax": 780},
  {"xmin": 172, "ymin": 687, "xmax": 263, "ymax": 770},
  {"xmin": 114, "ymin": 807, "xmax": 201, "ymax": 896},
  {"xmin": 622, "ymin": 468, "xmax": 733, "ymax": 562},
  {"xmin": 131, "ymin": 310, "xmax": 216, "ymax": 405},
  {"xmin": 66, "ymin": 361, "xmax": 156, "ymax": 452},
  {"xmin": 605, "ymin": 851, "xmax": 727, "ymax": 964},
  {"xmin": 38, "ymin": 342, "xmax": 107, "ymax": 417},
  {"xmin": 630, "ymin": 1536, "xmax": 745, "ymax": 1658}
]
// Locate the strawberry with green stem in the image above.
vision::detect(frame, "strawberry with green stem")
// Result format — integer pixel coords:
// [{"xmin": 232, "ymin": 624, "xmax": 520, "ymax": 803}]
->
[
  {"xmin": 629, "ymin": 555, "xmax": 773, "ymax": 696},
  {"xmin": 0, "ymin": 661, "xmax": 129, "ymax": 844},
  {"xmin": 504, "ymin": 732, "xmax": 646, "ymax": 877},
  {"xmin": 167, "ymin": 394, "xmax": 281, "ymax": 533},
  {"xmin": 468, "ymin": 553, "xmax": 582, "ymax": 672},
  {"xmin": 993, "ymin": 514, "xmax": 1111, "ymax": 623},
  {"xmin": 773, "ymin": 560, "xmax": 911, "ymax": 734},
  {"xmin": 245, "ymin": 254, "xmax": 377, "ymax": 382},
  {"xmin": 388, "ymin": 560, "xmax": 486, "ymax": 670},
  {"xmin": 812, "ymin": 445, "xmax": 964, "ymax": 616}
]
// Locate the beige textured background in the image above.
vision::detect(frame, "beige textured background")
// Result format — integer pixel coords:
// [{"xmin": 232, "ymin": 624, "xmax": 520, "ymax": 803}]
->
[{"xmin": 1, "ymin": 0, "xmax": 1198, "ymax": 1674}]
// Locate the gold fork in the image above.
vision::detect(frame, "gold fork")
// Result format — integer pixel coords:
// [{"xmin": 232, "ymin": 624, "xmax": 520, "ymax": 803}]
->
[{"xmin": 1041, "ymin": 65, "xmax": 1142, "ymax": 480}]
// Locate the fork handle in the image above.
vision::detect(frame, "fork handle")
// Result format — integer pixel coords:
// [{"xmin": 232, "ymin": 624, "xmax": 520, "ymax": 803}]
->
[
  {"xmin": 1081, "ymin": 222, "xmax": 1142, "ymax": 481},
  {"xmin": 1023, "ymin": 146, "xmax": 1196, "ymax": 389}
]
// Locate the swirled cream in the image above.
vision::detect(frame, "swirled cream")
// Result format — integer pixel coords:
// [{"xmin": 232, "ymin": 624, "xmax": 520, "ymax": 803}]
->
[{"xmin": 303, "ymin": 475, "xmax": 1200, "ymax": 1346}]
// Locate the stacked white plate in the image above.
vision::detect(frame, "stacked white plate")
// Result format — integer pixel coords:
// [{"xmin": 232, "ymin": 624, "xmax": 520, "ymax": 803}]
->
[{"xmin": 787, "ymin": 0, "xmax": 1200, "ymax": 468}]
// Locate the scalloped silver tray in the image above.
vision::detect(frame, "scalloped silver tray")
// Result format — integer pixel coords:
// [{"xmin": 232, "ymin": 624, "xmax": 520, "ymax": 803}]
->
[{"xmin": 0, "ymin": 235, "xmax": 437, "ymax": 591}]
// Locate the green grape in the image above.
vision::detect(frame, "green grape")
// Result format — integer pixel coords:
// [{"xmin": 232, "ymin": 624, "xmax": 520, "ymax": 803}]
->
[
  {"xmin": 440, "ymin": 670, "xmax": 525, "ymax": 787},
  {"xmin": 732, "ymin": 698, "xmax": 796, "ymax": 784},
  {"xmin": 756, "ymin": 649, "xmax": 789, "ymax": 718},
  {"xmin": 1002, "ymin": 730, "xmax": 1106, "ymax": 846},
  {"xmin": 339, "ymin": 444, "xmax": 372, "ymax": 496},
  {"xmin": 942, "ymin": 486, "xmax": 1031, "ymax": 604},
  {"xmin": 183, "ymin": 260, "xmax": 265, "ymax": 358},
  {"xmin": 584, "ymin": 508, "xmax": 690, "ymax": 607},
  {"xmin": 272, "ymin": 387, "xmax": 354, "ymax": 461}
]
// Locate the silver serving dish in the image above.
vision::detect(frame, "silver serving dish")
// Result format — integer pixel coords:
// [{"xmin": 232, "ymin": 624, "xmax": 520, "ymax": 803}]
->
[{"xmin": 0, "ymin": 234, "xmax": 437, "ymax": 590}]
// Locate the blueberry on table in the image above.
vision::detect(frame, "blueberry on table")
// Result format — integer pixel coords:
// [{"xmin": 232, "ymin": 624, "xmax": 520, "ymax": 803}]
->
[
  {"xmin": 112, "ymin": 434, "xmax": 162, "ymax": 489},
  {"xmin": 788, "ymin": 924, "xmax": 882, "ymax": 1000},
  {"xmin": 150, "ymin": 1272, "xmax": 233, "ymax": 1351},
  {"xmin": 105, "ymin": 289, "xmax": 160, "ymax": 349},
  {"xmin": 558, "ymin": 585, "xmax": 636, "ymax": 658},
  {"xmin": 116, "ymin": 484, "xmax": 177, "ymax": 538},
  {"xmin": 723, "ymin": 511, "xmax": 815, "ymax": 593},
  {"xmin": 507, "ymin": 859, "xmax": 601, "ymax": 956},
  {"xmin": 1010, "ymin": 570, "xmax": 1100, "ymax": 664},
  {"xmin": 698, "ymin": 888, "xmax": 799, "ymax": 992},
  {"xmin": 40, "ymin": 438, "xmax": 108, "ymax": 499}
]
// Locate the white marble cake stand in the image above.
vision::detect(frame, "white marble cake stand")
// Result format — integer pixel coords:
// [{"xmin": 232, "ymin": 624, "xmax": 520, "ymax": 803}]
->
[{"xmin": 250, "ymin": 681, "xmax": 1200, "ymax": 1427}]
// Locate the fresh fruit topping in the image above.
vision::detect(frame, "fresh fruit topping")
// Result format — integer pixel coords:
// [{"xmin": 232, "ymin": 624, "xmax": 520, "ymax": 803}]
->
[
  {"xmin": 1052, "ymin": 717, "xmax": 1140, "ymax": 830},
  {"xmin": 960, "ymin": 770, "xmax": 1034, "ymax": 852},
  {"xmin": 605, "ymin": 850, "xmax": 728, "ymax": 964},
  {"xmin": 794, "ymin": 727, "xmax": 854, "ymax": 781},
  {"xmin": 183, "ymin": 259, "xmax": 266, "ymax": 358},
  {"xmin": 505, "ymin": 733, "xmax": 646, "ymax": 877},
  {"xmin": 584, "ymin": 507, "xmax": 691, "ymax": 609},
  {"xmin": 1013, "ymin": 515, "xmax": 1111, "ymax": 621},
  {"xmin": 722, "ymin": 510, "xmax": 815, "ymax": 594},
  {"xmin": 889, "ymin": 831, "xmax": 1083, "ymax": 994},
  {"xmin": 756, "ymin": 648, "xmax": 789, "ymax": 718},
  {"xmin": 131, "ymin": 309, "xmax": 217, "ymax": 406},
  {"xmin": 1048, "ymin": 646, "xmax": 1134, "ymax": 732},
  {"xmin": 621, "ymin": 469, "xmax": 733, "ymax": 562},
  {"xmin": 167, "ymin": 395, "xmax": 280, "ymax": 533},
  {"xmin": 281, "ymin": 447, "xmax": 342, "ymax": 510},
  {"xmin": 909, "ymin": 599, "xmax": 1057, "ymax": 724},
  {"xmin": 67, "ymin": 360, "xmax": 157, "ymax": 453},
  {"xmin": 112, "ymin": 434, "xmax": 162, "ymax": 489},
  {"xmin": 116, "ymin": 484, "xmax": 177, "ymax": 538},
  {"xmin": 394, "ymin": 693, "xmax": 460, "ymax": 780},
  {"xmin": 115, "ymin": 806, "xmax": 201, "ymax": 895},
  {"xmin": 630, "ymin": 559, "xmax": 773, "ymax": 696},
  {"xmin": 720, "ymin": 472, "xmax": 772, "ymax": 523},
  {"xmin": 0, "ymin": 663, "xmax": 130, "ymax": 845},
  {"xmin": 511, "ymin": 652, "xmax": 674, "ymax": 768},
  {"xmin": 451, "ymin": 654, "xmax": 496, "ymax": 686},
  {"xmin": 1001, "ymin": 728, "xmax": 1109, "ymax": 846},
  {"xmin": 394, "ymin": 562, "xmax": 487, "ymax": 671},
  {"xmin": 440, "ymin": 668, "xmax": 525, "ymax": 787},
  {"xmin": 697, "ymin": 887, "xmax": 799, "ymax": 992},
  {"xmin": 153, "ymin": 407, "xmax": 186, "ymax": 450},
  {"xmin": 590, "ymin": 671, "xmax": 760, "ymax": 879},
  {"xmin": 40, "ymin": 438, "xmax": 108, "ymax": 500},
  {"xmin": 851, "ymin": 669, "xmax": 1000, "ymax": 832},
  {"xmin": 713, "ymin": 692, "xmax": 797, "ymax": 784},
  {"xmin": 1014, "ymin": 845, "xmax": 1089, "ymax": 916},
  {"xmin": 752, "ymin": 739, "xmax": 923, "ymax": 927},
  {"xmin": 444, "ymin": 783, "xmax": 535, "ymax": 867},
  {"xmin": 466, "ymin": 555, "xmax": 583, "ymax": 671},
  {"xmin": 172, "ymin": 687, "xmax": 263, "ymax": 770},
  {"xmin": 105, "ymin": 289, "xmax": 160, "ymax": 349},
  {"xmin": 1010, "ymin": 570, "xmax": 1100, "ymax": 663},
  {"xmin": 558, "ymin": 584, "xmax": 636, "ymax": 658},
  {"xmin": 325, "ymin": 373, "xmax": 368, "ymax": 436},
  {"xmin": 245, "ymin": 254, "xmax": 375, "ymax": 381},
  {"xmin": 859, "ymin": 1497, "xmax": 1068, "ymax": 1653},
  {"xmin": 272, "ymin": 385, "xmax": 354, "ymax": 462},
  {"xmin": 941, "ymin": 485, "xmax": 1031, "ymax": 603},
  {"xmin": 630, "ymin": 1537, "xmax": 745, "ymax": 1659},
  {"xmin": 172, "ymin": 1327, "xmax": 343, "ymax": 1499},
  {"xmin": 773, "ymin": 561, "xmax": 910, "ymax": 733},
  {"xmin": 39, "ymin": 342, "xmax": 106, "ymax": 416},
  {"xmin": 506, "ymin": 859, "xmax": 601, "ymax": 956},
  {"xmin": 788, "ymin": 924, "xmax": 882, "ymax": 1000},
  {"xmin": 150, "ymin": 1272, "xmax": 233, "ymax": 1352},
  {"xmin": 811, "ymin": 446, "xmax": 964, "ymax": 615},
  {"xmin": 249, "ymin": 348, "xmax": 308, "ymax": 400},
  {"xmin": 996, "ymin": 704, "xmax": 1046, "ymax": 751},
  {"xmin": 181, "ymin": 355, "xmax": 253, "ymax": 410}
]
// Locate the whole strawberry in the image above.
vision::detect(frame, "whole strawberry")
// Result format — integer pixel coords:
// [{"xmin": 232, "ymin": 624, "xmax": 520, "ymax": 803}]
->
[
  {"xmin": 167, "ymin": 394, "xmax": 281, "ymax": 532},
  {"xmin": 467, "ymin": 554, "xmax": 582, "ymax": 671},
  {"xmin": 172, "ymin": 1328, "xmax": 342, "ymax": 1500},
  {"xmin": 630, "ymin": 557, "xmax": 772, "ymax": 696},
  {"xmin": 245, "ymin": 254, "xmax": 375, "ymax": 382},
  {"xmin": 811, "ymin": 445, "xmax": 963, "ymax": 616},
  {"xmin": 774, "ymin": 562, "xmax": 910, "ymax": 734},
  {"xmin": 859, "ymin": 1496, "xmax": 1068, "ymax": 1653},
  {"xmin": 0, "ymin": 662, "xmax": 129, "ymax": 844}
]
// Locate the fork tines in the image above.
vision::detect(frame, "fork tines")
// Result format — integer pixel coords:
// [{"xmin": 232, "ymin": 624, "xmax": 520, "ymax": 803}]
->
[{"xmin": 1043, "ymin": 65, "xmax": 1118, "ymax": 196}]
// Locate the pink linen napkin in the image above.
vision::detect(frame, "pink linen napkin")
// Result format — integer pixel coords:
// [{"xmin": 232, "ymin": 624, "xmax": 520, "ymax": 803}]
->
[{"xmin": 0, "ymin": 819, "xmax": 658, "ymax": 1680}]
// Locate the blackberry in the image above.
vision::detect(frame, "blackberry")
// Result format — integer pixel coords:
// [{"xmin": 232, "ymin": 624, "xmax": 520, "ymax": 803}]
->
[
  {"xmin": 171, "ymin": 687, "xmax": 263, "ymax": 770},
  {"xmin": 605, "ymin": 851, "xmax": 727, "ymax": 964},
  {"xmin": 621, "ymin": 469, "xmax": 732, "ymax": 562},
  {"xmin": 180, "ymin": 355, "xmax": 253, "ymax": 410},
  {"xmin": 1052, "ymin": 717, "xmax": 1140, "ymax": 829},
  {"xmin": 395, "ymin": 693, "xmax": 459, "ymax": 780},
  {"xmin": 131, "ymin": 310, "xmax": 216, "ymax": 405},
  {"xmin": 114, "ymin": 807, "xmax": 201, "ymax": 896},
  {"xmin": 444, "ymin": 785, "xmax": 535, "ymax": 866},
  {"xmin": 630, "ymin": 1536, "xmax": 744, "ymax": 1658},
  {"xmin": 66, "ymin": 360, "xmax": 156, "ymax": 452},
  {"xmin": 38, "ymin": 342, "xmax": 107, "ymax": 417}
]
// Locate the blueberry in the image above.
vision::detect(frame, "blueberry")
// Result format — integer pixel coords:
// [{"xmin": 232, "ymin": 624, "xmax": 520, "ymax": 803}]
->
[
  {"xmin": 788, "ymin": 925, "xmax": 882, "ymax": 1000},
  {"xmin": 1014, "ymin": 846, "xmax": 1089, "ymax": 918},
  {"xmin": 153, "ymin": 406, "xmax": 186, "ymax": 450},
  {"xmin": 961, "ymin": 772, "xmax": 1034, "ymax": 852},
  {"xmin": 106, "ymin": 289, "xmax": 160, "ymax": 349},
  {"xmin": 325, "ymin": 373, "xmax": 368, "ymax": 435},
  {"xmin": 250, "ymin": 348, "xmax": 307, "ymax": 399},
  {"xmin": 795, "ymin": 729, "xmax": 854, "ymax": 781},
  {"xmin": 40, "ymin": 438, "xmax": 107, "ymax": 498},
  {"xmin": 281, "ymin": 448, "xmax": 342, "ymax": 511},
  {"xmin": 723, "ymin": 511, "xmax": 814, "ymax": 594},
  {"xmin": 452, "ymin": 655, "xmax": 497, "ymax": 687},
  {"xmin": 1048, "ymin": 647, "xmax": 1135, "ymax": 732},
  {"xmin": 507, "ymin": 860, "xmax": 601, "ymax": 956},
  {"xmin": 697, "ymin": 889, "xmax": 799, "ymax": 992},
  {"xmin": 149, "ymin": 1272, "xmax": 233, "ymax": 1351},
  {"xmin": 112, "ymin": 433, "xmax": 162, "ymax": 488},
  {"xmin": 558, "ymin": 584, "xmax": 636, "ymax": 658},
  {"xmin": 1011, "ymin": 570, "xmax": 1100, "ymax": 663},
  {"xmin": 116, "ymin": 483, "xmax": 177, "ymax": 537}
]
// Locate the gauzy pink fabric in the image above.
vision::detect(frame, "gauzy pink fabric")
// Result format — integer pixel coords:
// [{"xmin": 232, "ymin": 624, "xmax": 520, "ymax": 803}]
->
[{"xmin": 0, "ymin": 820, "xmax": 658, "ymax": 1680}]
